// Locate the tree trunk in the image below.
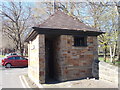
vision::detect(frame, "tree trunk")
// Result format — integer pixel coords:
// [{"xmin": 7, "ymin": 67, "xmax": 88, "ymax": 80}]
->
[
  {"xmin": 110, "ymin": 45, "xmax": 116, "ymax": 64},
  {"xmin": 118, "ymin": 54, "xmax": 120, "ymax": 61},
  {"xmin": 113, "ymin": 44, "xmax": 116, "ymax": 64},
  {"xmin": 118, "ymin": 44, "xmax": 120, "ymax": 61},
  {"xmin": 110, "ymin": 46, "xmax": 113, "ymax": 63},
  {"xmin": 20, "ymin": 48, "xmax": 24, "ymax": 56},
  {"xmin": 19, "ymin": 43, "xmax": 24, "ymax": 56},
  {"xmin": 18, "ymin": 33, "xmax": 24, "ymax": 56},
  {"xmin": 104, "ymin": 46, "xmax": 107, "ymax": 62}
]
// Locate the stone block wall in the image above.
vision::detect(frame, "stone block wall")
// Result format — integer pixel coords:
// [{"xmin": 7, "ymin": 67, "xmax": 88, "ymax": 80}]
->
[
  {"xmin": 28, "ymin": 34, "xmax": 45, "ymax": 84},
  {"xmin": 99, "ymin": 61, "xmax": 118, "ymax": 84}
]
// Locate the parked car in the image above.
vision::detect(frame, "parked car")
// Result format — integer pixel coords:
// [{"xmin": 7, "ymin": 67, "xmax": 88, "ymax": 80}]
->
[
  {"xmin": 5, "ymin": 53, "xmax": 19, "ymax": 58},
  {"xmin": 2, "ymin": 55, "xmax": 28, "ymax": 68}
]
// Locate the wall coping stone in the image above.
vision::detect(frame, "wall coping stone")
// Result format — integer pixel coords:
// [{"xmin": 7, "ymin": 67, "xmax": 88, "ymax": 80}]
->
[{"xmin": 99, "ymin": 61, "xmax": 118, "ymax": 72}]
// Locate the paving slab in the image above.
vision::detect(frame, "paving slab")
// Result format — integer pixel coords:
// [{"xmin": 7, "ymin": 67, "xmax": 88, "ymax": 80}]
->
[
  {"xmin": 23, "ymin": 73, "xmax": 119, "ymax": 88},
  {"xmin": 42, "ymin": 78, "xmax": 118, "ymax": 88}
]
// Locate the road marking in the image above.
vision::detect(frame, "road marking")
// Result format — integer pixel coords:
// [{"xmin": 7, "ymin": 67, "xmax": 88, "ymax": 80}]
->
[
  {"xmin": 19, "ymin": 75, "xmax": 44, "ymax": 89},
  {"xmin": 19, "ymin": 75, "xmax": 26, "ymax": 88},
  {"xmin": 22, "ymin": 75, "xmax": 30, "ymax": 88}
]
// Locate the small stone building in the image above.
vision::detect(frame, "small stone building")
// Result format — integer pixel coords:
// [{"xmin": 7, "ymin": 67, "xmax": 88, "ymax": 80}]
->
[{"xmin": 25, "ymin": 11, "xmax": 103, "ymax": 84}]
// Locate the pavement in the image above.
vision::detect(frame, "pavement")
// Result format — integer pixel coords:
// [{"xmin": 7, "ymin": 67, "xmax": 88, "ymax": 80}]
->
[
  {"xmin": 22, "ymin": 74, "xmax": 118, "ymax": 88},
  {"xmin": 42, "ymin": 78, "xmax": 118, "ymax": 88},
  {"xmin": 0, "ymin": 57, "xmax": 3, "ymax": 89},
  {"xmin": 0, "ymin": 56, "xmax": 28, "ymax": 88}
]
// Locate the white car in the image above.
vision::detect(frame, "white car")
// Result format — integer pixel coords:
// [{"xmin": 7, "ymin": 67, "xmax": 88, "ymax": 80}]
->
[{"xmin": 5, "ymin": 53, "xmax": 18, "ymax": 58}]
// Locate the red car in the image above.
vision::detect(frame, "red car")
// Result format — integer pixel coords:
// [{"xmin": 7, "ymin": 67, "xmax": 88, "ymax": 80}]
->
[{"xmin": 2, "ymin": 55, "xmax": 28, "ymax": 68}]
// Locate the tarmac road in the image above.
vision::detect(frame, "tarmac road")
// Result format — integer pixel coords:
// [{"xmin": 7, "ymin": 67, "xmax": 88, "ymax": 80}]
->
[{"xmin": 0, "ymin": 57, "xmax": 28, "ymax": 88}]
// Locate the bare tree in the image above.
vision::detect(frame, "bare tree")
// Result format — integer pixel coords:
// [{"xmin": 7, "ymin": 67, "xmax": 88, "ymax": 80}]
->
[
  {"xmin": 33, "ymin": 1, "xmax": 119, "ymax": 62},
  {"xmin": 86, "ymin": 2, "xmax": 119, "ymax": 62},
  {"xmin": 0, "ymin": 2, "xmax": 31, "ymax": 55}
]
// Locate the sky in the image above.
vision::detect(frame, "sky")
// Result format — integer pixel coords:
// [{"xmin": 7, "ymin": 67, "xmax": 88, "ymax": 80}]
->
[
  {"xmin": 0, "ymin": 0, "xmax": 119, "ymax": 49},
  {"xmin": 0, "ymin": 0, "xmax": 120, "ymax": 2}
]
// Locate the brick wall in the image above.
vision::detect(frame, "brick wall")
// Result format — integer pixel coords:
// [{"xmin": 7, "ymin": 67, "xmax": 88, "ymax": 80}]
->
[{"xmin": 50, "ymin": 35, "xmax": 98, "ymax": 81}]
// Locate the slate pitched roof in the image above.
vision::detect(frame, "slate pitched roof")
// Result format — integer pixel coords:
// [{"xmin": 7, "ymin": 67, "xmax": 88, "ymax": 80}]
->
[
  {"xmin": 37, "ymin": 10, "xmax": 98, "ymax": 32},
  {"xmin": 25, "ymin": 10, "xmax": 104, "ymax": 42}
]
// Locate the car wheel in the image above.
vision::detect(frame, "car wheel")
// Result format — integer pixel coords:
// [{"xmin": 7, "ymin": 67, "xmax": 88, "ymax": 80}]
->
[{"xmin": 5, "ymin": 63, "xmax": 12, "ymax": 68}]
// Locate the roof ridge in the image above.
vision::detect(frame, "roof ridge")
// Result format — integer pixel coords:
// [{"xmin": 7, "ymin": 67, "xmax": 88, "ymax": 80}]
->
[{"xmin": 38, "ymin": 10, "xmax": 63, "ymax": 27}]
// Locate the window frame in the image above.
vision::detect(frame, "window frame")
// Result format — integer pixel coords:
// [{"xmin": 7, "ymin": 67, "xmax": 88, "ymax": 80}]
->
[{"xmin": 73, "ymin": 35, "xmax": 87, "ymax": 47}]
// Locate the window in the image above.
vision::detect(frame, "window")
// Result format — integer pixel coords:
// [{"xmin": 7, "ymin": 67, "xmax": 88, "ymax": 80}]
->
[
  {"xmin": 15, "ymin": 56, "xmax": 26, "ymax": 60},
  {"xmin": 15, "ymin": 57, "xmax": 21, "ymax": 60},
  {"xmin": 19, "ymin": 57, "xmax": 26, "ymax": 60},
  {"xmin": 8, "ymin": 57, "xmax": 15, "ymax": 60},
  {"xmin": 11, "ymin": 53, "xmax": 17, "ymax": 55},
  {"xmin": 74, "ymin": 36, "xmax": 87, "ymax": 46}
]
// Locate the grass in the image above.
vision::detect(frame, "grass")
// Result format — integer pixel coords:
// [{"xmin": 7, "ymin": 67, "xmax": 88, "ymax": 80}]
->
[
  {"xmin": 99, "ymin": 57, "xmax": 110, "ymax": 63},
  {"xmin": 115, "ymin": 61, "xmax": 120, "ymax": 66},
  {"xmin": 0, "ymin": 55, "xmax": 5, "ymax": 58},
  {"xmin": 99, "ymin": 56, "xmax": 120, "ymax": 67}
]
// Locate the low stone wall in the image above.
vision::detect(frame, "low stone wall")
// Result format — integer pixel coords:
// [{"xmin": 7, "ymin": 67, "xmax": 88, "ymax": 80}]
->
[{"xmin": 99, "ymin": 61, "xmax": 118, "ymax": 84}]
